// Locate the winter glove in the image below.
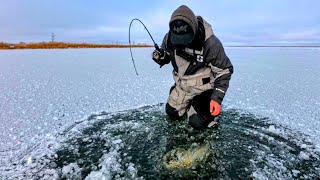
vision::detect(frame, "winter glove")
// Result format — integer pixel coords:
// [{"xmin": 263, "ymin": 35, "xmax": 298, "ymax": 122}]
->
[
  {"xmin": 210, "ymin": 100, "xmax": 221, "ymax": 117},
  {"xmin": 152, "ymin": 48, "xmax": 170, "ymax": 67}
]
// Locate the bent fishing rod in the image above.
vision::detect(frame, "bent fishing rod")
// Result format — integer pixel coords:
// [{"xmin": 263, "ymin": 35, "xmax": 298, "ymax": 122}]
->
[{"xmin": 129, "ymin": 18, "xmax": 160, "ymax": 75}]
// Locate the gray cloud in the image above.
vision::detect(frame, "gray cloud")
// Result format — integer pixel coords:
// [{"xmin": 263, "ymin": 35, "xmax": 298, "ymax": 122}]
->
[{"xmin": 0, "ymin": 0, "xmax": 319, "ymax": 45}]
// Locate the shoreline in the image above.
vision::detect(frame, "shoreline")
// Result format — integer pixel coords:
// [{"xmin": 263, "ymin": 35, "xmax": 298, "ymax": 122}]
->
[
  {"xmin": 0, "ymin": 42, "xmax": 153, "ymax": 50},
  {"xmin": 226, "ymin": 46, "xmax": 320, "ymax": 48},
  {"xmin": 0, "ymin": 42, "xmax": 319, "ymax": 50}
]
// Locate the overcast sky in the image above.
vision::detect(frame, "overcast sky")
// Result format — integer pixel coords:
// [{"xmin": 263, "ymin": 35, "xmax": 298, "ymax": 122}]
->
[{"xmin": 1, "ymin": 0, "xmax": 319, "ymax": 45}]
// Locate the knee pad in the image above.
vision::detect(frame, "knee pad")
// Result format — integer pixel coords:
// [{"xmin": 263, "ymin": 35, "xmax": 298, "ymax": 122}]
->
[
  {"xmin": 165, "ymin": 103, "xmax": 180, "ymax": 119},
  {"xmin": 191, "ymin": 90, "xmax": 213, "ymax": 116},
  {"xmin": 188, "ymin": 114, "xmax": 207, "ymax": 130}
]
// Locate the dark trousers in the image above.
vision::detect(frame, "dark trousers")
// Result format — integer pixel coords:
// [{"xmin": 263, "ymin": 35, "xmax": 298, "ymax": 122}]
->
[{"xmin": 166, "ymin": 88, "xmax": 214, "ymax": 129}]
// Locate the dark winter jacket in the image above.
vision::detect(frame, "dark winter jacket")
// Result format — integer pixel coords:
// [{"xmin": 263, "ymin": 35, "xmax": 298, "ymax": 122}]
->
[{"xmin": 160, "ymin": 5, "xmax": 233, "ymax": 104}]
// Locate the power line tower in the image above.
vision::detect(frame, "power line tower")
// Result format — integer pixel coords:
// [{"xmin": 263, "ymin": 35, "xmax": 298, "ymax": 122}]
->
[{"xmin": 51, "ymin": 33, "xmax": 55, "ymax": 42}]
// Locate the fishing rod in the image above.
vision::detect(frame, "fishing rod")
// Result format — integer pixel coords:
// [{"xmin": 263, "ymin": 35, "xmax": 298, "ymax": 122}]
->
[{"xmin": 129, "ymin": 18, "xmax": 160, "ymax": 75}]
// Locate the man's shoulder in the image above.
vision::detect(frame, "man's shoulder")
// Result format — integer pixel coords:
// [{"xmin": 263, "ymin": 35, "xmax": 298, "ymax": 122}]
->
[
  {"xmin": 199, "ymin": 17, "xmax": 214, "ymax": 42},
  {"xmin": 164, "ymin": 32, "xmax": 169, "ymax": 40},
  {"xmin": 161, "ymin": 32, "xmax": 170, "ymax": 49}
]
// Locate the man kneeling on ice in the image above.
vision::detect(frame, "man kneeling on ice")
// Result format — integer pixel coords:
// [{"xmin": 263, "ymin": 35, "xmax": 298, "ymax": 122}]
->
[{"xmin": 152, "ymin": 5, "xmax": 233, "ymax": 130}]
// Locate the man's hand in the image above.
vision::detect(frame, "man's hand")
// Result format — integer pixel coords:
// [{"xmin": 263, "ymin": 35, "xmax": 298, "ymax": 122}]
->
[
  {"xmin": 152, "ymin": 49, "xmax": 165, "ymax": 62},
  {"xmin": 152, "ymin": 48, "xmax": 170, "ymax": 67},
  {"xmin": 210, "ymin": 100, "xmax": 221, "ymax": 116}
]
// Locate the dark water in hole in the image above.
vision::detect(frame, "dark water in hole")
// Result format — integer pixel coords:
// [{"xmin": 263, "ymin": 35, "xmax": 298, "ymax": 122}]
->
[{"xmin": 24, "ymin": 104, "xmax": 320, "ymax": 179}]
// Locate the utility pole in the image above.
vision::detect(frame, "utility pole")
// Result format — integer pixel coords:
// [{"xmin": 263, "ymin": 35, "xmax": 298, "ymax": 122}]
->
[{"xmin": 51, "ymin": 33, "xmax": 55, "ymax": 42}]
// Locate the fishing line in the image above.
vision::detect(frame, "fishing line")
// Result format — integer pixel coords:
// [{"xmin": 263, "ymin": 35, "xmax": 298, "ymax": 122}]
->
[{"xmin": 129, "ymin": 18, "xmax": 159, "ymax": 75}]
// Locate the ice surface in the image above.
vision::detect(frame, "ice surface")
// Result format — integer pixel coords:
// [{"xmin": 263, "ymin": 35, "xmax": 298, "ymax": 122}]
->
[
  {"xmin": 0, "ymin": 48, "xmax": 173, "ymax": 168},
  {"xmin": 84, "ymin": 139, "xmax": 122, "ymax": 180},
  {"xmin": 61, "ymin": 163, "xmax": 81, "ymax": 179},
  {"xmin": 223, "ymin": 47, "xmax": 320, "ymax": 143},
  {"xmin": 0, "ymin": 47, "xmax": 320, "ymax": 178}
]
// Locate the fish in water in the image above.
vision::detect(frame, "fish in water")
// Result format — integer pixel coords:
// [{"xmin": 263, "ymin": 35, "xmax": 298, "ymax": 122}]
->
[{"xmin": 163, "ymin": 143, "xmax": 211, "ymax": 170}]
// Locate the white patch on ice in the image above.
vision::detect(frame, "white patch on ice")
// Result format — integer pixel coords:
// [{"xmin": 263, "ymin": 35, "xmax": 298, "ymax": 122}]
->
[
  {"xmin": 126, "ymin": 163, "xmax": 142, "ymax": 179},
  {"xmin": 291, "ymin": 169, "xmax": 300, "ymax": 177},
  {"xmin": 42, "ymin": 169, "xmax": 59, "ymax": 180},
  {"xmin": 84, "ymin": 139, "xmax": 123, "ymax": 180},
  {"xmin": 250, "ymin": 149, "xmax": 294, "ymax": 179},
  {"xmin": 96, "ymin": 115, "xmax": 108, "ymax": 120},
  {"xmin": 252, "ymin": 171, "xmax": 269, "ymax": 180},
  {"xmin": 112, "ymin": 139, "xmax": 122, "ymax": 144},
  {"xmin": 82, "ymin": 137, "xmax": 90, "ymax": 142},
  {"xmin": 298, "ymin": 151, "xmax": 310, "ymax": 160},
  {"xmin": 62, "ymin": 163, "xmax": 82, "ymax": 179},
  {"xmin": 26, "ymin": 156, "xmax": 32, "ymax": 165},
  {"xmin": 300, "ymin": 144, "xmax": 307, "ymax": 149},
  {"xmin": 267, "ymin": 125, "xmax": 277, "ymax": 133}
]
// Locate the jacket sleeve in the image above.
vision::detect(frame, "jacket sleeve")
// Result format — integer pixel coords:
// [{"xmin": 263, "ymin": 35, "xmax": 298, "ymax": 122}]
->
[
  {"xmin": 158, "ymin": 33, "xmax": 171, "ymax": 67},
  {"xmin": 203, "ymin": 34, "xmax": 233, "ymax": 104}
]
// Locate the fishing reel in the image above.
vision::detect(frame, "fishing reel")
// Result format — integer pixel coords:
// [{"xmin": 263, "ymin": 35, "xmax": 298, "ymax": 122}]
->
[
  {"xmin": 152, "ymin": 48, "xmax": 165, "ymax": 62},
  {"xmin": 152, "ymin": 44, "xmax": 169, "ymax": 62}
]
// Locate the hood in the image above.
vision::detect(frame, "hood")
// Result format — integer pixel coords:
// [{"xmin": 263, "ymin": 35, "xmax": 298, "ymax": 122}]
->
[{"xmin": 169, "ymin": 5, "xmax": 198, "ymax": 36}]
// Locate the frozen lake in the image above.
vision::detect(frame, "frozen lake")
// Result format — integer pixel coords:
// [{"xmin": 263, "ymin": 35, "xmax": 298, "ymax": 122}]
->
[{"xmin": 0, "ymin": 48, "xmax": 320, "ymax": 179}]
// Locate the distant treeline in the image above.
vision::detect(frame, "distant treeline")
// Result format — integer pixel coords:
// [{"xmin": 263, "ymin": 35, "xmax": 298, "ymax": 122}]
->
[
  {"xmin": 0, "ymin": 42, "xmax": 153, "ymax": 49},
  {"xmin": 226, "ymin": 45, "xmax": 320, "ymax": 48}
]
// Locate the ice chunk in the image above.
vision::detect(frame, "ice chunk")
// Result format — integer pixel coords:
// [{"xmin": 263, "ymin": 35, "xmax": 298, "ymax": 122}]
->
[
  {"xmin": 62, "ymin": 163, "xmax": 82, "ymax": 179},
  {"xmin": 291, "ymin": 169, "xmax": 300, "ymax": 177},
  {"xmin": 26, "ymin": 156, "xmax": 32, "ymax": 165},
  {"xmin": 112, "ymin": 139, "xmax": 122, "ymax": 144},
  {"xmin": 300, "ymin": 144, "xmax": 307, "ymax": 149},
  {"xmin": 298, "ymin": 151, "xmax": 310, "ymax": 160}
]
